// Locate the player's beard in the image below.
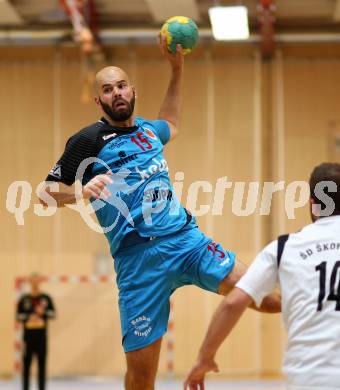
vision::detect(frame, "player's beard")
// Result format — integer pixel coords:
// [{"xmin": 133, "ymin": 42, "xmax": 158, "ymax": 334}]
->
[{"xmin": 99, "ymin": 95, "xmax": 135, "ymax": 123}]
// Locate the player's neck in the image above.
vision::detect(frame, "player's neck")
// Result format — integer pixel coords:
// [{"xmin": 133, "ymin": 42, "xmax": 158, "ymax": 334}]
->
[
  {"xmin": 31, "ymin": 288, "xmax": 40, "ymax": 296},
  {"xmin": 104, "ymin": 114, "xmax": 135, "ymax": 128}
]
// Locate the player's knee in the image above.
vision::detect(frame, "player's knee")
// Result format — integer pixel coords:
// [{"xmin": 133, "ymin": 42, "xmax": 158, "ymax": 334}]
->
[
  {"xmin": 218, "ymin": 260, "xmax": 248, "ymax": 296},
  {"xmin": 126, "ymin": 360, "xmax": 157, "ymax": 388},
  {"xmin": 218, "ymin": 274, "xmax": 236, "ymax": 296},
  {"xmin": 125, "ymin": 367, "xmax": 156, "ymax": 390}
]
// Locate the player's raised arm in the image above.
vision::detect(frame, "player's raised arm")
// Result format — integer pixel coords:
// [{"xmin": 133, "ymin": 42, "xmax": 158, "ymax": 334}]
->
[
  {"xmin": 158, "ymin": 17, "xmax": 198, "ymax": 142},
  {"xmin": 157, "ymin": 35, "xmax": 184, "ymax": 142}
]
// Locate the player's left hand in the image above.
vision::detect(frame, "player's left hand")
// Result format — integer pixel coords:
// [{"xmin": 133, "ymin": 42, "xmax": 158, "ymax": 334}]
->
[
  {"xmin": 183, "ymin": 359, "xmax": 219, "ymax": 390},
  {"xmin": 158, "ymin": 34, "xmax": 184, "ymax": 71}
]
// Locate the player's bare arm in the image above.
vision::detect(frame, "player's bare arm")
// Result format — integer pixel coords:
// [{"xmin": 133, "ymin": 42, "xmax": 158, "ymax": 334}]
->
[
  {"xmin": 184, "ymin": 288, "xmax": 252, "ymax": 390},
  {"xmin": 158, "ymin": 35, "xmax": 184, "ymax": 141},
  {"xmin": 39, "ymin": 172, "xmax": 113, "ymax": 208}
]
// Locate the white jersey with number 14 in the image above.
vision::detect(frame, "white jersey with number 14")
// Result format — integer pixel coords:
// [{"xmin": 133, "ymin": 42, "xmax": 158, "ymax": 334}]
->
[{"xmin": 236, "ymin": 216, "xmax": 340, "ymax": 390}]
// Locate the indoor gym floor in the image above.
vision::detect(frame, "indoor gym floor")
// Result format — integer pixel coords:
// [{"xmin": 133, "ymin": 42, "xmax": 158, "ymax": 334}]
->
[{"xmin": 0, "ymin": 378, "xmax": 285, "ymax": 389}]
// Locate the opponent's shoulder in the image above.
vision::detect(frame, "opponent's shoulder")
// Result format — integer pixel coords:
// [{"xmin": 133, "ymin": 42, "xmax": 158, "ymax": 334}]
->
[{"xmin": 254, "ymin": 240, "xmax": 278, "ymax": 263}]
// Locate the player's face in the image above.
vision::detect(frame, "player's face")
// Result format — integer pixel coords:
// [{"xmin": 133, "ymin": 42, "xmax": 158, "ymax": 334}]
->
[
  {"xmin": 98, "ymin": 78, "xmax": 135, "ymax": 122},
  {"xmin": 29, "ymin": 275, "xmax": 40, "ymax": 291}
]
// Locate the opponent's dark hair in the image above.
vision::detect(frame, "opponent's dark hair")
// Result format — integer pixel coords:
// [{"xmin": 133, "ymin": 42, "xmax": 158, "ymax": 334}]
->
[{"xmin": 309, "ymin": 162, "xmax": 340, "ymax": 216}]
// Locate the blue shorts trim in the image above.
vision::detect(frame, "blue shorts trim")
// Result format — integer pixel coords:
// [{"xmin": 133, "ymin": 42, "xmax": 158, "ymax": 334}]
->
[{"xmin": 114, "ymin": 226, "xmax": 236, "ymax": 352}]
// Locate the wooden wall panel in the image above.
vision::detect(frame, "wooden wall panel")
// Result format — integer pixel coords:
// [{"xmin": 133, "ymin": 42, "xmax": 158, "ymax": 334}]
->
[{"xmin": 1, "ymin": 43, "xmax": 340, "ymax": 379}]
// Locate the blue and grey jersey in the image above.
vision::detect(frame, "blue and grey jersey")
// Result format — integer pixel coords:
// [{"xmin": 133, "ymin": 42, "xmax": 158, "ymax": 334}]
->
[{"xmin": 46, "ymin": 116, "xmax": 190, "ymax": 255}]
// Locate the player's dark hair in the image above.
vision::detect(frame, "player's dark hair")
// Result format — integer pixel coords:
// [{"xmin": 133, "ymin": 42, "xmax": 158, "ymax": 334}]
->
[{"xmin": 309, "ymin": 162, "xmax": 340, "ymax": 216}]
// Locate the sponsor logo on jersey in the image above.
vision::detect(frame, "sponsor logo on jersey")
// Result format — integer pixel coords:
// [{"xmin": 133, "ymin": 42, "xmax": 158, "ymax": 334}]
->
[
  {"xmin": 144, "ymin": 188, "xmax": 173, "ymax": 202},
  {"xmin": 102, "ymin": 133, "xmax": 117, "ymax": 141},
  {"xmin": 145, "ymin": 128, "xmax": 157, "ymax": 140},
  {"xmin": 135, "ymin": 158, "xmax": 168, "ymax": 181},
  {"xmin": 109, "ymin": 139, "xmax": 128, "ymax": 149},
  {"xmin": 114, "ymin": 151, "xmax": 138, "ymax": 167},
  {"xmin": 49, "ymin": 164, "xmax": 62, "ymax": 179}
]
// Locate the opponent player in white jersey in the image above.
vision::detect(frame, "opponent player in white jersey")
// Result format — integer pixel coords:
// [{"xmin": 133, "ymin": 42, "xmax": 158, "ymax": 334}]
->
[{"xmin": 184, "ymin": 162, "xmax": 340, "ymax": 390}]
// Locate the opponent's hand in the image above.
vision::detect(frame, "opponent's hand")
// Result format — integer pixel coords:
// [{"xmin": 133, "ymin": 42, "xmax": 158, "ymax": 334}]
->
[
  {"xmin": 82, "ymin": 171, "xmax": 113, "ymax": 200},
  {"xmin": 158, "ymin": 34, "xmax": 184, "ymax": 71},
  {"xmin": 183, "ymin": 359, "xmax": 219, "ymax": 390}
]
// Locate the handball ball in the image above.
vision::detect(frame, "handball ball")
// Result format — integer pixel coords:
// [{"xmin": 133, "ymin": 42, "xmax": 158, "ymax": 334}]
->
[{"xmin": 160, "ymin": 16, "xmax": 199, "ymax": 55}]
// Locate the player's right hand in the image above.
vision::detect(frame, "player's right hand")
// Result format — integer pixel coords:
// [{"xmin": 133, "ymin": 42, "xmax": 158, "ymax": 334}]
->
[
  {"xmin": 82, "ymin": 171, "xmax": 113, "ymax": 200},
  {"xmin": 183, "ymin": 359, "xmax": 219, "ymax": 390},
  {"xmin": 158, "ymin": 34, "xmax": 184, "ymax": 71}
]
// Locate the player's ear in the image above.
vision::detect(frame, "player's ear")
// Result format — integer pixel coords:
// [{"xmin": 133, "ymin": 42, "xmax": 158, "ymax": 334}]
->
[
  {"xmin": 310, "ymin": 197, "xmax": 319, "ymax": 222},
  {"xmin": 132, "ymin": 86, "xmax": 137, "ymax": 99},
  {"xmin": 94, "ymin": 96, "xmax": 100, "ymax": 106}
]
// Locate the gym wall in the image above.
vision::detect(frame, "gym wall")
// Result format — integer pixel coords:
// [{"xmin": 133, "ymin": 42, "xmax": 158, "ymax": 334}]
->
[{"xmin": 1, "ymin": 42, "xmax": 338, "ymax": 377}]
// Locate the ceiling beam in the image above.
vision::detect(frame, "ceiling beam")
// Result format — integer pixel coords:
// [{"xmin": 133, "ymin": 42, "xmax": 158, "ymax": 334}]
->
[
  {"xmin": 0, "ymin": 0, "xmax": 23, "ymax": 25},
  {"xmin": 334, "ymin": 0, "xmax": 340, "ymax": 21},
  {"xmin": 6, "ymin": 30, "xmax": 340, "ymax": 46},
  {"xmin": 145, "ymin": 0, "xmax": 200, "ymax": 23}
]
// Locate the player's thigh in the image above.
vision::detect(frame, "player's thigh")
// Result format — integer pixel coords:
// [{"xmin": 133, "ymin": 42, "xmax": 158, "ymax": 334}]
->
[
  {"xmin": 125, "ymin": 337, "xmax": 162, "ymax": 379},
  {"xmin": 181, "ymin": 236, "xmax": 236, "ymax": 293},
  {"xmin": 218, "ymin": 258, "xmax": 248, "ymax": 295},
  {"xmin": 115, "ymin": 246, "xmax": 172, "ymax": 353}
]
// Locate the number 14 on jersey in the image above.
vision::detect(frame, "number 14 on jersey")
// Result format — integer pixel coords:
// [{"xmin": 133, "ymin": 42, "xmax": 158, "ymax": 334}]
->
[{"xmin": 315, "ymin": 261, "xmax": 340, "ymax": 311}]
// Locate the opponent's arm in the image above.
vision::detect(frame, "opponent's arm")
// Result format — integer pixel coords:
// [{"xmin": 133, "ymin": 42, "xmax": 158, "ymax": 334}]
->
[
  {"xmin": 184, "ymin": 288, "xmax": 251, "ymax": 390},
  {"xmin": 158, "ymin": 36, "xmax": 184, "ymax": 141}
]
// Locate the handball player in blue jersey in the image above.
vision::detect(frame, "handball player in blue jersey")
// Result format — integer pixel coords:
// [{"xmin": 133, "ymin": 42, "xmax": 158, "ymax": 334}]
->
[{"xmin": 40, "ymin": 39, "xmax": 280, "ymax": 390}]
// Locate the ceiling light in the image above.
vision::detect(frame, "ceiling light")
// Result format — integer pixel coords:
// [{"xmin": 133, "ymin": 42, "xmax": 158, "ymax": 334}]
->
[{"xmin": 209, "ymin": 5, "xmax": 249, "ymax": 41}]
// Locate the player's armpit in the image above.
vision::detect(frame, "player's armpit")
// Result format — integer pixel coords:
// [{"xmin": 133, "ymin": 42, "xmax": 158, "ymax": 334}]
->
[
  {"xmin": 253, "ymin": 292, "xmax": 281, "ymax": 313},
  {"xmin": 165, "ymin": 120, "xmax": 179, "ymax": 141}
]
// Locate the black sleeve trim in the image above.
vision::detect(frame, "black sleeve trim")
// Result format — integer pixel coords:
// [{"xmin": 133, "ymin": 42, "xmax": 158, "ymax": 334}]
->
[
  {"xmin": 46, "ymin": 124, "xmax": 101, "ymax": 186},
  {"xmin": 277, "ymin": 234, "xmax": 289, "ymax": 267}
]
